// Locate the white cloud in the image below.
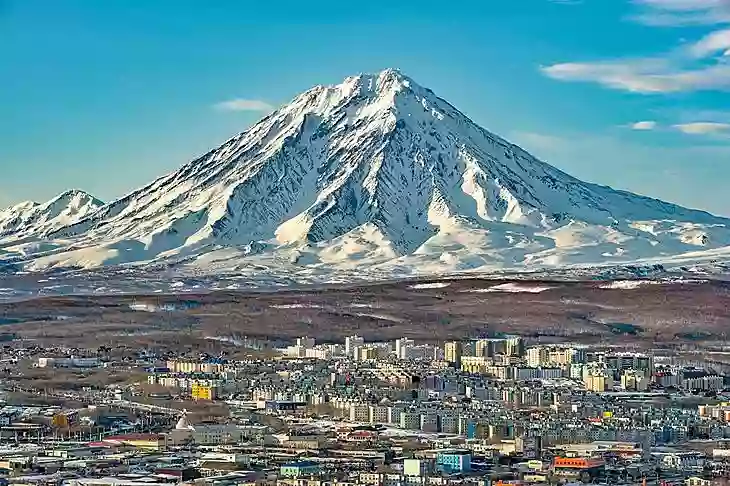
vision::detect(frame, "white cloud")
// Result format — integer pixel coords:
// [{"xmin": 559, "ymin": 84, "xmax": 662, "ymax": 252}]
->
[
  {"xmin": 632, "ymin": 0, "xmax": 730, "ymax": 26},
  {"xmin": 689, "ymin": 28, "xmax": 730, "ymax": 57},
  {"xmin": 541, "ymin": 58, "xmax": 730, "ymax": 93},
  {"xmin": 673, "ymin": 122, "xmax": 730, "ymax": 134},
  {"xmin": 213, "ymin": 99, "xmax": 274, "ymax": 112},
  {"xmin": 637, "ymin": 0, "xmax": 728, "ymax": 7},
  {"xmin": 624, "ymin": 117, "xmax": 730, "ymax": 135},
  {"xmin": 542, "ymin": 24, "xmax": 730, "ymax": 93},
  {"xmin": 542, "ymin": 0, "xmax": 730, "ymax": 93},
  {"xmin": 541, "ymin": 59, "xmax": 665, "ymax": 93},
  {"xmin": 632, "ymin": 120, "xmax": 659, "ymax": 130}
]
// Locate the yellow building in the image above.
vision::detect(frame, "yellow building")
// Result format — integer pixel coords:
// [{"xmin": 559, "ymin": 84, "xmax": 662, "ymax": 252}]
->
[
  {"xmin": 51, "ymin": 411, "xmax": 78, "ymax": 429},
  {"xmin": 621, "ymin": 370, "xmax": 649, "ymax": 391},
  {"xmin": 548, "ymin": 348, "xmax": 576, "ymax": 365},
  {"xmin": 191, "ymin": 383, "xmax": 218, "ymax": 401},
  {"xmin": 475, "ymin": 340, "xmax": 491, "ymax": 358},
  {"xmin": 361, "ymin": 347, "xmax": 379, "ymax": 361},
  {"xmin": 444, "ymin": 341, "xmax": 463, "ymax": 366},
  {"xmin": 461, "ymin": 356, "xmax": 489, "ymax": 374},
  {"xmin": 584, "ymin": 372, "xmax": 613, "ymax": 392}
]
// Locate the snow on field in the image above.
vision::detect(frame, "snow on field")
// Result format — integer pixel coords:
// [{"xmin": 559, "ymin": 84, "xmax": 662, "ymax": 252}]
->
[
  {"xmin": 466, "ymin": 283, "xmax": 555, "ymax": 293},
  {"xmin": 353, "ymin": 312, "xmax": 404, "ymax": 323},
  {"xmin": 271, "ymin": 303, "xmax": 325, "ymax": 309},
  {"xmin": 409, "ymin": 282, "xmax": 451, "ymax": 289},
  {"xmin": 599, "ymin": 279, "xmax": 708, "ymax": 290},
  {"xmin": 599, "ymin": 280, "xmax": 662, "ymax": 290}
]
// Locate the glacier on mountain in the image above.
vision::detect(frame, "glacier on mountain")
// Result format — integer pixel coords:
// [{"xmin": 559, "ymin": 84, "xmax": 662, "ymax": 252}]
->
[{"xmin": 2, "ymin": 68, "xmax": 730, "ymax": 278}]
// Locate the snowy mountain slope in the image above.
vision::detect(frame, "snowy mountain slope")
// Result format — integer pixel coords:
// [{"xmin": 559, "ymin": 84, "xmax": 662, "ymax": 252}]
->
[
  {"xmin": 0, "ymin": 190, "xmax": 104, "ymax": 241},
  {"xmin": 5, "ymin": 68, "xmax": 730, "ymax": 275}
]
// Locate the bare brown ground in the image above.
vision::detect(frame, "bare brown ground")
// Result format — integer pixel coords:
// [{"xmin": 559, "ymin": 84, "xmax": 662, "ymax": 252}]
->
[{"xmin": 0, "ymin": 277, "xmax": 728, "ymax": 350}]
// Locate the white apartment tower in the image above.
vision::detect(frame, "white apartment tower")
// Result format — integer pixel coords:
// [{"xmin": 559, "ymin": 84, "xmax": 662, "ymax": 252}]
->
[{"xmin": 345, "ymin": 335, "xmax": 365, "ymax": 357}]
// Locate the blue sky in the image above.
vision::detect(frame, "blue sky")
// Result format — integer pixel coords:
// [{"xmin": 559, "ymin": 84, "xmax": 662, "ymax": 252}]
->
[{"xmin": 1, "ymin": 0, "xmax": 730, "ymax": 214}]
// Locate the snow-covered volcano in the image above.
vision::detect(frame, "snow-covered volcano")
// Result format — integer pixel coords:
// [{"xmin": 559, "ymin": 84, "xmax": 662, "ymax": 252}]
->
[{"xmin": 5, "ymin": 69, "xmax": 730, "ymax": 275}]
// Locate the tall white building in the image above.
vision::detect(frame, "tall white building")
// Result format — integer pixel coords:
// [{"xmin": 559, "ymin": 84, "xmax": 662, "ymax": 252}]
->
[
  {"xmin": 527, "ymin": 347, "xmax": 549, "ymax": 367},
  {"xmin": 395, "ymin": 337, "xmax": 414, "ymax": 359},
  {"xmin": 296, "ymin": 337, "xmax": 315, "ymax": 349},
  {"xmin": 345, "ymin": 335, "xmax": 364, "ymax": 357},
  {"xmin": 304, "ymin": 347, "xmax": 331, "ymax": 360},
  {"xmin": 505, "ymin": 336, "xmax": 525, "ymax": 357}
]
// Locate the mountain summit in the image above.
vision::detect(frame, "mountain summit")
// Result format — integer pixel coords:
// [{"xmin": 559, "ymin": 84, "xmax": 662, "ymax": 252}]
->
[
  {"xmin": 5, "ymin": 69, "xmax": 730, "ymax": 274},
  {"xmin": 0, "ymin": 190, "xmax": 103, "ymax": 241}
]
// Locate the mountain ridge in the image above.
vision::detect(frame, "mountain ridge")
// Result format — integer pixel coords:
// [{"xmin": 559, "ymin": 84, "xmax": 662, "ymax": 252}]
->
[
  {"xmin": 0, "ymin": 189, "xmax": 104, "ymax": 241},
  {"xmin": 2, "ymin": 68, "xmax": 730, "ymax": 276}
]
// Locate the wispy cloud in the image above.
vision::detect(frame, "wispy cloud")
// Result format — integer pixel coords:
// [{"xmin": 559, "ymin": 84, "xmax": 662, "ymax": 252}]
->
[
  {"xmin": 542, "ymin": 51, "xmax": 730, "ymax": 93},
  {"xmin": 213, "ymin": 99, "xmax": 274, "ymax": 112},
  {"xmin": 631, "ymin": 0, "xmax": 730, "ymax": 26},
  {"xmin": 631, "ymin": 120, "xmax": 659, "ymax": 130},
  {"xmin": 542, "ymin": 0, "xmax": 730, "ymax": 93},
  {"xmin": 673, "ymin": 121, "xmax": 730, "ymax": 134},
  {"xmin": 626, "ymin": 118, "xmax": 730, "ymax": 137},
  {"xmin": 688, "ymin": 28, "xmax": 730, "ymax": 57}
]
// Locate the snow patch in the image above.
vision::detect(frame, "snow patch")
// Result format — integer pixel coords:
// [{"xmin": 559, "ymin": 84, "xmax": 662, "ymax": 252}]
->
[
  {"xmin": 409, "ymin": 282, "xmax": 451, "ymax": 289},
  {"xmin": 466, "ymin": 283, "xmax": 555, "ymax": 293},
  {"xmin": 271, "ymin": 303, "xmax": 324, "ymax": 309},
  {"xmin": 598, "ymin": 280, "xmax": 664, "ymax": 290},
  {"xmin": 353, "ymin": 312, "xmax": 404, "ymax": 323},
  {"xmin": 599, "ymin": 279, "xmax": 708, "ymax": 290}
]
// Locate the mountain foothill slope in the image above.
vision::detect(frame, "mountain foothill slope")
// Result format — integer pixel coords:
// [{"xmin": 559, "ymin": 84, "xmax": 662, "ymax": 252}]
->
[{"xmin": 1, "ymin": 69, "xmax": 729, "ymax": 277}]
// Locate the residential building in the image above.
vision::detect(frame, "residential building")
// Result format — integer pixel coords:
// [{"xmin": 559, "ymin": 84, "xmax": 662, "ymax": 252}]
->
[
  {"xmin": 527, "ymin": 347, "xmax": 549, "ymax": 368},
  {"xmin": 345, "ymin": 335, "xmax": 364, "ymax": 357},
  {"xmin": 400, "ymin": 412, "xmax": 421, "ymax": 430},
  {"xmin": 369, "ymin": 405, "xmax": 389, "ymax": 424},
  {"xmin": 349, "ymin": 404, "xmax": 370, "ymax": 423},
  {"xmin": 585, "ymin": 371, "xmax": 614, "ymax": 392},
  {"xmin": 436, "ymin": 450, "xmax": 471, "ymax": 474},
  {"xmin": 444, "ymin": 341, "xmax": 463, "ymax": 367},
  {"xmin": 280, "ymin": 461, "xmax": 320, "ymax": 478},
  {"xmin": 404, "ymin": 459, "xmax": 431, "ymax": 477}
]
